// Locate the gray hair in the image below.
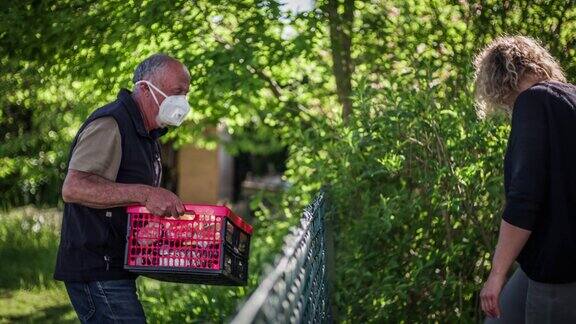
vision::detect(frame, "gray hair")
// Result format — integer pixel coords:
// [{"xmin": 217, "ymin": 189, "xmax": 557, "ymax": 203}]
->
[{"xmin": 132, "ymin": 53, "xmax": 179, "ymax": 84}]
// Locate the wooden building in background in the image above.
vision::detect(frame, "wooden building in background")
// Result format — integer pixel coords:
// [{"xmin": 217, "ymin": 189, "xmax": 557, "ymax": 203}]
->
[
  {"xmin": 161, "ymin": 126, "xmax": 287, "ymax": 206},
  {"xmin": 176, "ymin": 144, "xmax": 234, "ymax": 204}
]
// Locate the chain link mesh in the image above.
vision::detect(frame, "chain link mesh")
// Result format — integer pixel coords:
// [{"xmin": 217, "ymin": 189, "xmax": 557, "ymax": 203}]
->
[{"xmin": 231, "ymin": 192, "xmax": 331, "ymax": 323}]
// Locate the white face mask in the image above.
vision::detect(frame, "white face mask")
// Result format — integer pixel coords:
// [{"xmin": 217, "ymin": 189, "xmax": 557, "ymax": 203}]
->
[{"xmin": 136, "ymin": 80, "xmax": 190, "ymax": 127}]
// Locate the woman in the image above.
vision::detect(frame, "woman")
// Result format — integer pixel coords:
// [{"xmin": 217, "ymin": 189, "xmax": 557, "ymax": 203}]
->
[{"xmin": 474, "ymin": 36, "xmax": 576, "ymax": 323}]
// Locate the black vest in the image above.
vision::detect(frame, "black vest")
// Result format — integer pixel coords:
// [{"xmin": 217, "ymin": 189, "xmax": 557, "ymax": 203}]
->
[{"xmin": 54, "ymin": 89, "xmax": 167, "ymax": 282}]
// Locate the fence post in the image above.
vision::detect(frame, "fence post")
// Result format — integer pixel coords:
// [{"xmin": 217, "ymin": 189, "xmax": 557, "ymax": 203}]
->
[{"xmin": 323, "ymin": 190, "xmax": 337, "ymax": 323}]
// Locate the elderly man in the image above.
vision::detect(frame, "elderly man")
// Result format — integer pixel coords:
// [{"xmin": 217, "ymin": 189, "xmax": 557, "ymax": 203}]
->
[{"xmin": 54, "ymin": 54, "xmax": 190, "ymax": 323}]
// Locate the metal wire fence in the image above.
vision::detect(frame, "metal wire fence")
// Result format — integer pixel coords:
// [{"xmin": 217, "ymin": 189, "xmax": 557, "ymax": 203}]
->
[{"xmin": 231, "ymin": 192, "xmax": 331, "ymax": 324}]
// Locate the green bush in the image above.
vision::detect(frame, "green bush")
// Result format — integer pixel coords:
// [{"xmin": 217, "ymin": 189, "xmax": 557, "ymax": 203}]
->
[
  {"xmin": 282, "ymin": 78, "xmax": 509, "ymax": 321},
  {"xmin": 348, "ymin": 86, "xmax": 507, "ymax": 322},
  {"xmin": 0, "ymin": 208, "xmax": 62, "ymax": 290}
]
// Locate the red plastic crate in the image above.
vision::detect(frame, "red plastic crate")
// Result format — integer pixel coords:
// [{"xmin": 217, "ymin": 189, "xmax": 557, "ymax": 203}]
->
[{"xmin": 124, "ymin": 204, "xmax": 253, "ymax": 286}]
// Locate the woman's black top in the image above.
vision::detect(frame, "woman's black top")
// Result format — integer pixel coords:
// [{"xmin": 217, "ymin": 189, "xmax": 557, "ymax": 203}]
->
[{"xmin": 503, "ymin": 81, "xmax": 576, "ymax": 283}]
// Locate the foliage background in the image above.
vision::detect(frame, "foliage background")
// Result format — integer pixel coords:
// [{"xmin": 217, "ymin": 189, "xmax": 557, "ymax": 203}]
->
[{"xmin": 1, "ymin": 0, "xmax": 575, "ymax": 322}]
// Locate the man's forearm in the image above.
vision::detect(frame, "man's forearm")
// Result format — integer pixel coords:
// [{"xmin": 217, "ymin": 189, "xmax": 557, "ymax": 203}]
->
[
  {"xmin": 489, "ymin": 220, "xmax": 532, "ymax": 277},
  {"xmin": 62, "ymin": 170, "xmax": 151, "ymax": 209}
]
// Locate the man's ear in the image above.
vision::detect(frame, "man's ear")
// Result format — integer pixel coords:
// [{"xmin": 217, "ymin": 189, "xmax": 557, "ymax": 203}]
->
[{"xmin": 137, "ymin": 83, "xmax": 150, "ymax": 97}]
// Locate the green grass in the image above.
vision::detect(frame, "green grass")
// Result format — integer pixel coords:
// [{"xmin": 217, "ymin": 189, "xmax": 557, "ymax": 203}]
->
[
  {"xmin": 0, "ymin": 207, "xmax": 77, "ymax": 324},
  {"xmin": 0, "ymin": 287, "xmax": 78, "ymax": 324}
]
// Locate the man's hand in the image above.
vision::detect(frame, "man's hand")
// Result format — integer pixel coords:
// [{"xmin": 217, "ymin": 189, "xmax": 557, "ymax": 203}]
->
[
  {"xmin": 480, "ymin": 272, "xmax": 506, "ymax": 318},
  {"xmin": 144, "ymin": 187, "xmax": 185, "ymax": 217}
]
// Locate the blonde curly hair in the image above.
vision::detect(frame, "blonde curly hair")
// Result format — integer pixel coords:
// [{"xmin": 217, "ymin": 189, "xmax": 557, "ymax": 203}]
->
[{"xmin": 473, "ymin": 36, "xmax": 566, "ymax": 117}]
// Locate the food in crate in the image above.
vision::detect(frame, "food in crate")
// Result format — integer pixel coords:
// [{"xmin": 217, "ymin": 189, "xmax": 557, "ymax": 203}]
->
[
  {"xmin": 164, "ymin": 212, "xmax": 221, "ymax": 248},
  {"xmin": 133, "ymin": 212, "xmax": 220, "ymax": 268},
  {"xmin": 125, "ymin": 204, "xmax": 253, "ymax": 285},
  {"xmin": 136, "ymin": 220, "xmax": 161, "ymax": 246},
  {"xmin": 158, "ymin": 244, "xmax": 193, "ymax": 268}
]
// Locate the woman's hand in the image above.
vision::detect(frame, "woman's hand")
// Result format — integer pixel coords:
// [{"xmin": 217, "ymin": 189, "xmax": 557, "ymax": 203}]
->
[
  {"xmin": 480, "ymin": 272, "xmax": 506, "ymax": 318},
  {"xmin": 481, "ymin": 220, "xmax": 532, "ymax": 319}
]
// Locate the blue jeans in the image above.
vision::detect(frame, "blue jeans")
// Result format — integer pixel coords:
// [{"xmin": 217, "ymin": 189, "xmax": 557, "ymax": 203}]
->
[{"xmin": 65, "ymin": 279, "xmax": 146, "ymax": 323}]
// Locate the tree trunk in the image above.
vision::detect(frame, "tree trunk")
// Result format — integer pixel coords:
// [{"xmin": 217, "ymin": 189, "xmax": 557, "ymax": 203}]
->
[{"xmin": 326, "ymin": 0, "xmax": 355, "ymax": 121}]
